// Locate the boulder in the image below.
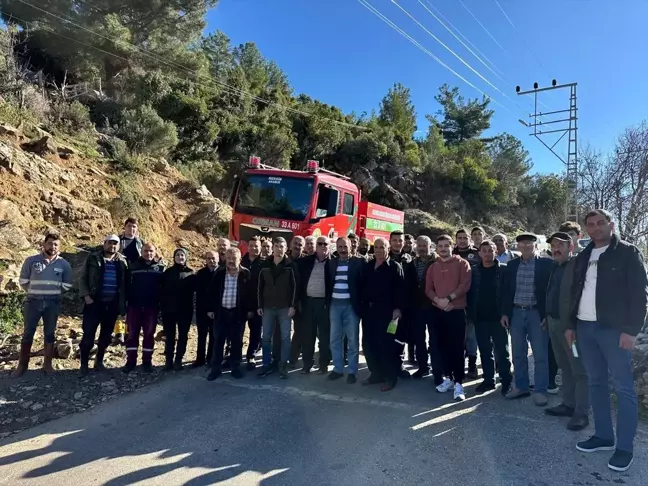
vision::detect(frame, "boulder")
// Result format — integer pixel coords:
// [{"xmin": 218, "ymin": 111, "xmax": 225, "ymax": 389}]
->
[
  {"xmin": 0, "ymin": 140, "xmax": 62, "ymax": 184},
  {"xmin": 39, "ymin": 189, "xmax": 112, "ymax": 233},
  {"xmin": 21, "ymin": 136, "xmax": 57, "ymax": 156},
  {"xmin": 0, "ymin": 199, "xmax": 28, "ymax": 228},
  {"xmin": 182, "ymin": 199, "xmax": 232, "ymax": 235},
  {"xmin": 0, "ymin": 124, "xmax": 22, "ymax": 141},
  {"xmin": 55, "ymin": 341, "xmax": 73, "ymax": 359}
]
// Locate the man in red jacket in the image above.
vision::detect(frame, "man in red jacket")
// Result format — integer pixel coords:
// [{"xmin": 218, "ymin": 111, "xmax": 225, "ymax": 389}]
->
[{"xmin": 426, "ymin": 234, "xmax": 472, "ymax": 401}]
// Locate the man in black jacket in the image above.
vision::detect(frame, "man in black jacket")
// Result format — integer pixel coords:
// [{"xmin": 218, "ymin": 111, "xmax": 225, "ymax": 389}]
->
[
  {"xmin": 408, "ymin": 236, "xmax": 442, "ymax": 382},
  {"xmin": 78, "ymin": 235, "xmax": 128, "ymax": 376},
  {"xmin": 257, "ymin": 237, "xmax": 299, "ymax": 379},
  {"xmin": 565, "ymin": 209, "xmax": 648, "ymax": 472},
  {"xmin": 359, "ymin": 237, "xmax": 405, "ymax": 392},
  {"xmin": 241, "ymin": 236, "xmax": 264, "ymax": 369},
  {"xmin": 207, "ymin": 248, "xmax": 255, "ymax": 381},
  {"xmin": 500, "ymin": 233, "xmax": 553, "ymax": 406},
  {"xmin": 388, "ymin": 230, "xmax": 415, "ymax": 373},
  {"xmin": 467, "ymin": 240, "xmax": 512, "ymax": 396},
  {"xmin": 327, "ymin": 237, "xmax": 364, "ymax": 384},
  {"xmin": 160, "ymin": 248, "xmax": 196, "ymax": 371},
  {"xmin": 297, "ymin": 236, "xmax": 332, "ymax": 374},
  {"xmin": 193, "ymin": 250, "xmax": 219, "ymax": 368}
]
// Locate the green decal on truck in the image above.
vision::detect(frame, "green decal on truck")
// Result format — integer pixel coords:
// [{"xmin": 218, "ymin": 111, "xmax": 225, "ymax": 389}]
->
[{"xmin": 365, "ymin": 218, "xmax": 404, "ymax": 232}]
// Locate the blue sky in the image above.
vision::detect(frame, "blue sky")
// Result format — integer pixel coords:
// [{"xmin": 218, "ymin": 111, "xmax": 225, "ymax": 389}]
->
[{"xmin": 206, "ymin": 0, "xmax": 648, "ymax": 174}]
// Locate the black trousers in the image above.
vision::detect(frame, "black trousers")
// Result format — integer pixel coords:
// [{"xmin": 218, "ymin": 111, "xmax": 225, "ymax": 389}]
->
[
  {"xmin": 361, "ymin": 306, "xmax": 402, "ymax": 382},
  {"xmin": 246, "ymin": 314, "xmax": 262, "ymax": 360},
  {"xmin": 548, "ymin": 337, "xmax": 558, "ymax": 385},
  {"xmin": 212, "ymin": 308, "xmax": 246, "ymax": 371},
  {"xmin": 289, "ymin": 310, "xmax": 305, "ymax": 364},
  {"xmin": 196, "ymin": 311, "xmax": 214, "ymax": 365},
  {"xmin": 162, "ymin": 310, "xmax": 192, "ymax": 363},
  {"xmin": 302, "ymin": 297, "xmax": 331, "ymax": 368},
  {"xmin": 474, "ymin": 319, "xmax": 512, "ymax": 386},
  {"xmin": 412, "ymin": 307, "xmax": 443, "ymax": 384},
  {"xmin": 80, "ymin": 300, "xmax": 119, "ymax": 364},
  {"xmin": 432, "ymin": 307, "xmax": 467, "ymax": 384}
]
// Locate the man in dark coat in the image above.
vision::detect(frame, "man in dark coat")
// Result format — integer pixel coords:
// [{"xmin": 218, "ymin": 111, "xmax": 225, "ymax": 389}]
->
[
  {"xmin": 358, "ymin": 237, "xmax": 405, "ymax": 392},
  {"xmin": 193, "ymin": 250, "xmax": 219, "ymax": 368}
]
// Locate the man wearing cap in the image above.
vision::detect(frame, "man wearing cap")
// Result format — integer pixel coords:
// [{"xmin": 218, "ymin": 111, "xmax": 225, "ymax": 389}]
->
[
  {"xmin": 501, "ymin": 232, "xmax": 553, "ymax": 406},
  {"xmin": 493, "ymin": 234, "xmax": 518, "ymax": 264},
  {"xmin": 559, "ymin": 221, "xmax": 583, "ymax": 255},
  {"xmin": 544, "ymin": 232, "xmax": 589, "ymax": 430},
  {"xmin": 78, "ymin": 235, "xmax": 128, "ymax": 376},
  {"xmin": 565, "ymin": 209, "xmax": 647, "ymax": 472}
]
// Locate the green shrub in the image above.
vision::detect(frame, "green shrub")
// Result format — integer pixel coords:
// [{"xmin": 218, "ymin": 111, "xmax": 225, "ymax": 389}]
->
[
  {"xmin": 49, "ymin": 100, "xmax": 94, "ymax": 134},
  {"xmin": 116, "ymin": 105, "xmax": 178, "ymax": 157},
  {"xmin": 107, "ymin": 138, "xmax": 146, "ymax": 173},
  {"xmin": 0, "ymin": 291, "xmax": 25, "ymax": 335},
  {"xmin": 111, "ymin": 172, "xmax": 144, "ymax": 222},
  {"xmin": 178, "ymin": 159, "xmax": 226, "ymax": 195},
  {"xmin": 0, "ymin": 100, "xmax": 41, "ymax": 127}
]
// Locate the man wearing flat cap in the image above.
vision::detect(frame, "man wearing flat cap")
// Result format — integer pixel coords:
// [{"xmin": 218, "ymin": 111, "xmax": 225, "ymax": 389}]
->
[
  {"xmin": 500, "ymin": 232, "xmax": 553, "ymax": 406},
  {"xmin": 544, "ymin": 232, "xmax": 589, "ymax": 430}
]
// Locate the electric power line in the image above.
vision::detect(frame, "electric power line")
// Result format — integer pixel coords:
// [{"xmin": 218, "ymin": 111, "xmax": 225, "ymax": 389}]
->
[
  {"xmin": 458, "ymin": 0, "xmax": 507, "ymax": 52},
  {"xmin": 11, "ymin": 0, "xmax": 369, "ymax": 131},
  {"xmin": 357, "ymin": 0, "xmax": 509, "ymax": 111}
]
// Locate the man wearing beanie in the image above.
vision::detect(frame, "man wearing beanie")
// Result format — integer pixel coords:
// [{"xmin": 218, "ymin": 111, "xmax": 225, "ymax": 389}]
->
[{"xmin": 160, "ymin": 248, "xmax": 196, "ymax": 371}]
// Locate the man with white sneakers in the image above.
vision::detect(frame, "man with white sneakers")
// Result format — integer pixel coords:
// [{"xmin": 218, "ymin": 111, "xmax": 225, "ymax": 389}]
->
[{"xmin": 425, "ymin": 234, "xmax": 472, "ymax": 401}]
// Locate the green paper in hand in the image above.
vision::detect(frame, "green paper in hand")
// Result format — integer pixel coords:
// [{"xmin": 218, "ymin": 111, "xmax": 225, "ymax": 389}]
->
[{"xmin": 386, "ymin": 319, "xmax": 399, "ymax": 335}]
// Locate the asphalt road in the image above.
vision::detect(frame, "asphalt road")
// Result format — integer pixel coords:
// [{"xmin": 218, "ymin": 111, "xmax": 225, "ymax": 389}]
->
[{"xmin": 0, "ymin": 362, "xmax": 646, "ymax": 486}]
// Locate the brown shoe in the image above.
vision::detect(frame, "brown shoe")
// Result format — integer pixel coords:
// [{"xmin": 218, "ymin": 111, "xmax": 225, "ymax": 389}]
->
[
  {"xmin": 42, "ymin": 343, "xmax": 55, "ymax": 374},
  {"xmin": 11, "ymin": 342, "xmax": 32, "ymax": 379}
]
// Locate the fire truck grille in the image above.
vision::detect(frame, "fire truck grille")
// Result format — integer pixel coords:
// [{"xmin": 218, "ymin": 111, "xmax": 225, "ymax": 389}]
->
[{"xmin": 239, "ymin": 224, "xmax": 294, "ymax": 244}]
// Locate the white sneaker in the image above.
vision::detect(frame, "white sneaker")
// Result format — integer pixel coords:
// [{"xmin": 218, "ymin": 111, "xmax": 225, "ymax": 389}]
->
[
  {"xmin": 436, "ymin": 378, "xmax": 454, "ymax": 393},
  {"xmin": 454, "ymin": 383, "xmax": 466, "ymax": 401}
]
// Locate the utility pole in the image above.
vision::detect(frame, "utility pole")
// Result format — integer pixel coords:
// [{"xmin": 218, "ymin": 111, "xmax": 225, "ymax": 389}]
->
[{"xmin": 516, "ymin": 80, "xmax": 578, "ymax": 223}]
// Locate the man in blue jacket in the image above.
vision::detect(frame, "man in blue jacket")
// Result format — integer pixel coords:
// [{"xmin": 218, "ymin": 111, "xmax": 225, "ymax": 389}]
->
[{"xmin": 500, "ymin": 233, "xmax": 553, "ymax": 406}]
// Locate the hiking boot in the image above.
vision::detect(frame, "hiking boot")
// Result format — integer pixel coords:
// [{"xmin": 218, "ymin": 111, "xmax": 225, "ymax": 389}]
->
[
  {"xmin": 11, "ymin": 342, "xmax": 32, "ymax": 379},
  {"xmin": 346, "ymin": 374, "xmax": 357, "ymax": 385},
  {"xmin": 545, "ymin": 403, "xmax": 575, "ymax": 417},
  {"xmin": 567, "ymin": 414, "xmax": 589, "ymax": 431},
  {"xmin": 231, "ymin": 367, "xmax": 243, "ymax": 379},
  {"xmin": 576, "ymin": 436, "xmax": 615, "ymax": 453},
  {"xmin": 42, "ymin": 343, "xmax": 55, "ymax": 374},
  {"xmin": 122, "ymin": 362, "xmax": 136, "ymax": 374},
  {"xmin": 475, "ymin": 381, "xmax": 496, "ymax": 394},
  {"xmin": 141, "ymin": 362, "xmax": 153, "ymax": 374},
  {"xmin": 505, "ymin": 388, "xmax": 531, "ymax": 400},
  {"xmin": 328, "ymin": 371, "xmax": 344, "ymax": 381},
  {"xmin": 608, "ymin": 450, "xmax": 633, "ymax": 472},
  {"xmin": 207, "ymin": 369, "xmax": 222, "ymax": 381},
  {"xmin": 412, "ymin": 368, "xmax": 429, "ymax": 379}
]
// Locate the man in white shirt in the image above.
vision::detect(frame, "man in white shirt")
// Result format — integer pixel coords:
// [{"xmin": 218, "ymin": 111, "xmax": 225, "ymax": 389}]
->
[{"xmin": 565, "ymin": 209, "xmax": 648, "ymax": 473}]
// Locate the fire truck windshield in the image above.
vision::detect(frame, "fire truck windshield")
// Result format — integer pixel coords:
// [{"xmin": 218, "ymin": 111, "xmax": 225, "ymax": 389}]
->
[{"xmin": 235, "ymin": 173, "xmax": 313, "ymax": 221}]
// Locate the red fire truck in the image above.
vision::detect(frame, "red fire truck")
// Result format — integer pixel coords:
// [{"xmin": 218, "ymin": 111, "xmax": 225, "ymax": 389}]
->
[{"xmin": 229, "ymin": 157, "xmax": 405, "ymax": 254}]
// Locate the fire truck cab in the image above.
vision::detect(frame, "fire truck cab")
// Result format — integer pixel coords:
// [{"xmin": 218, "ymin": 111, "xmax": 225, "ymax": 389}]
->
[{"xmin": 229, "ymin": 157, "xmax": 361, "ymax": 254}]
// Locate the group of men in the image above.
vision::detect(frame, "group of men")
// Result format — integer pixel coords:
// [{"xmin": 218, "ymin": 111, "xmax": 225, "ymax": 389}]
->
[{"xmin": 10, "ymin": 209, "xmax": 648, "ymax": 473}]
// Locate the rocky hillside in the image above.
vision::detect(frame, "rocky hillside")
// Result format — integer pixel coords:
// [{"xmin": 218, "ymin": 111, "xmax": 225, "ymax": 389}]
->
[{"xmin": 0, "ymin": 123, "xmax": 231, "ymax": 306}]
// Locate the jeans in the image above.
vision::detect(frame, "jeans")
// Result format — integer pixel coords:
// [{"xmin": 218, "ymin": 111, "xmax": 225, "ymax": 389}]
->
[
  {"xmin": 475, "ymin": 320, "xmax": 512, "ymax": 386},
  {"xmin": 548, "ymin": 316, "xmax": 589, "ymax": 414},
  {"xmin": 22, "ymin": 298, "xmax": 60, "ymax": 344},
  {"xmin": 511, "ymin": 308, "xmax": 549, "ymax": 393},
  {"xmin": 578, "ymin": 320, "xmax": 637, "ymax": 453},
  {"xmin": 329, "ymin": 301, "xmax": 360, "ymax": 374},
  {"xmin": 212, "ymin": 308, "xmax": 246, "ymax": 371},
  {"xmin": 262, "ymin": 308, "xmax": 291, "ymax": 366}
]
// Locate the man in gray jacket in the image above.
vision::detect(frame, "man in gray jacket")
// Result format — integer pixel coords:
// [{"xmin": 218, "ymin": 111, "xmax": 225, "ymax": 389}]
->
[{"xmin": 543, "ymin": 232, "xmax": 589, "ymax": 430}]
